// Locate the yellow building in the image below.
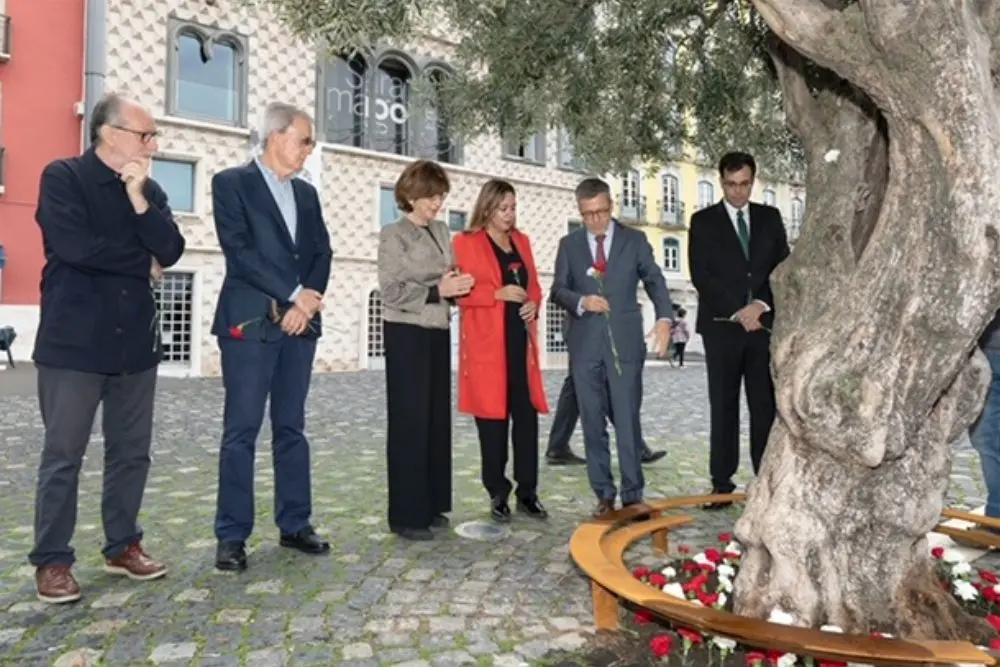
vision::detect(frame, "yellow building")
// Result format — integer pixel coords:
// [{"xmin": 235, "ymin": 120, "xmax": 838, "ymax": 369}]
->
[{"xmin": 607, "ymin": 158, "xmax": 806, "ymax": 352}]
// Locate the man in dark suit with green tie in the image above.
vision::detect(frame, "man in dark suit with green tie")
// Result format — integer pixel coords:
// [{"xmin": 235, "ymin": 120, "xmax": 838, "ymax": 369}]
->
[{"xmin": 688, "ymin": 151, "xmax": 790, "ymax": 508}]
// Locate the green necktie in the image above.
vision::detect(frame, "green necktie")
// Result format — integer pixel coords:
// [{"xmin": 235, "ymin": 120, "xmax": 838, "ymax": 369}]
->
[{"xmin": 736, "ymin": 209, "xmax": 750, "ymax": 258}]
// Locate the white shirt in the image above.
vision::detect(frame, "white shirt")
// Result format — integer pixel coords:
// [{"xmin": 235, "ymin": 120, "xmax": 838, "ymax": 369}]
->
[{"xmin": 720, "ymin": 200, "xmax": 770, "ymax": 313}]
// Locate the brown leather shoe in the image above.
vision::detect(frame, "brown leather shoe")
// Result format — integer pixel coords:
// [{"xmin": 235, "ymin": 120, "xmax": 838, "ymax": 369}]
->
[
  {"xmin": 593, "ymin": 498, "xmax": 616, "ymax": 519},
  {"xmin": 104, "ymin": 542, "xmax": 168, "ymax": 581},
  {"xmin": 36, "ymin": 566, "xmax": 82, "ymax": 604}
]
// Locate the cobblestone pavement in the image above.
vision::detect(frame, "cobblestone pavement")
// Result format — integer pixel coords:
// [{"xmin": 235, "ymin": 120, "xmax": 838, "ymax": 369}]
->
[{"xmin": 0, "ymin": 362, "xmax": 990, "ymax": 666}]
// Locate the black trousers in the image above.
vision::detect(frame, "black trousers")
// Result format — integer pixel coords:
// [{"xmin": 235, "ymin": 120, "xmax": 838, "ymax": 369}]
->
[
  {"xmin": 546, "ymin": 361, "xmax": 650, "ymax": 456},
  {"xmin": 30, "ymin": 365, "xmax": 157, "ymax": 566},
  {"xmin": 702, "ymin": 327, "xmax": 776, "ymax": 492},
  {"xmin": 673, "ymin": 342, "xmax": 687, "ymax": 366},
  {"xmin": 475, "ymin": 389, "xmax": 538, "ymax": 503},
  {"xmin": 384, "ymin": 322, "xmax": 452, "ymax": 530}
]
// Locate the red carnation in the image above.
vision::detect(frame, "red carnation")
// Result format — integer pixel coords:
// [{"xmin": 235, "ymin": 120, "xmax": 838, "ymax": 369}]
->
[
  {"xmin": 648, "ymin": 573, "xmax": 668, "ymax": 587},
  {"xmin": 592, "ymin": 259, "xmax": 608, "ymax": 275},
  {"xmin": 980, "ymin": 569, "xmax": 999, "ymax": 584},
  {"xmin": 635, "ymin": 609, "xmax": 655, "ymax": 625},
  {"xmin": 704, "ymin": 548, "xmax": 723, "ymax": 564},
  {"xmin": 817, "ymin": 661, "xmax": 847, "ymax": 667},
  {"xmin": 745, "ymin": 651, "xmax": 767, "ymax": 667},
  {"xmin": 677, "ymin": 628, "xmax": 703, "ymax": 645},
  {"xmin": 678, "ymin": 545, "xmax": 691, "ymax": 554},
  {"xmin": 991, "ymin": 638, "xmax": 1000, "ymax": 650},
  {"xmin": 633, "ymin": 567, "xmax": 651, "ymax": 579},
  {"xmin": 228, "ymin": 325, "xmax": 245, "ymax": 340},
  {"xmin": 986, "ymin": 613, "xmax": 1000, "ymax": 633},
  {"xmin": 931, "ymin": 546, "xmax": 944, "ymax": 559},
  {"xmin": 650, "ymin": 634, "xmax": 673, "ymax": 658},
  {"xmin": 718, "ymin": 532, "xmax": 733, "ymax": 543}
]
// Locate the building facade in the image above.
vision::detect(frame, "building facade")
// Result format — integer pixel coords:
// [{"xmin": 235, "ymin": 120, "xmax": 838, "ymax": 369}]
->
[
  {"xmin": 0, "ymin": 0, "xmax": 807, "ymax": 376},
  {"xmin": 608, "ymin": 161, "xmax": 807, "ymax": 354},
  {"xmin": 0, "ymin": 0, "xmax": 87, "ymax": 343}
]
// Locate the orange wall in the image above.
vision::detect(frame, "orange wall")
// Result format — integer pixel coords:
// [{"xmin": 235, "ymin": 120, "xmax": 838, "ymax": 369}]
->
[{"xmin": 0, "ymin": 0, "xmax": 85, "ymax": 305}]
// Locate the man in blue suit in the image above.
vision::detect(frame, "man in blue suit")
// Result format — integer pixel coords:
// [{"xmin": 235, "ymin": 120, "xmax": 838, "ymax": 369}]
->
[{"xmin": 210, "ymin": 102, "xmax": 332, "ymax": 571}]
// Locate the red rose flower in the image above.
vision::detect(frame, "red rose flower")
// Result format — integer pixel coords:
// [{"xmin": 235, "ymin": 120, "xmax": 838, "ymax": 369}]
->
[
  {"xmin": 632, "ymin": 567, "xmax": 651, "ymax": 579},
  {"xmin": 635, "ymin": 609, "xmax": 655, "ymax": 625},
  {"xmin": 986, "ymin": 613, "xmax": 1000, "ymax": 633},
  {"xmin": 682, "ymin": 561, "xmax": 698, "ymax": 572},
  {"xmin": 704, "ymin": 548, "xmax": 723, "ymax": 564},
  {"xmin": 980, "ymin": 569, "xmax": 999, "ymax": 584},
  {"xmin": 228, "ymin": 325, "xmax": 245, "ymax": 340},
  {"xmin": 593, "ymin": 259, "xmax": 608, "ymax": 274},
  {"xmin": 931, "ymin": 546, "xmax": 944, "ymax": 559},
  {"xmin": 985, "ymin": 587, "xmax": 998, "ymax": 602},
  {"xmin": 718, "ymin": 532, "xmax": 733, "ymax": 543},
  {"xmin": 677, "ymin": 628, "xmax": 703, "ymax": 645},
  {"xmin": 648, "ymin": 573, "xmax": 668, "ymax": 587},
  {"xmin": 650, "ymin": 634, "xmax": 673, "ymax": 658},
  {"xmin": 745, "ymin": 651, "xmax": 767, "ymax": 667}
]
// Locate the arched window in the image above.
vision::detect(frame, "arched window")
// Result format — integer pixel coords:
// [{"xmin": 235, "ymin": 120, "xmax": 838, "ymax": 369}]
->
[
  {"xmin": 321, "ymin": 53, "xmax": 368, "ymax": 148},
  {"xmin": 661, "ymin": 173, "xmax": 680, "ymax": 225},
  {"xmin": 763, "ymin": 188, "xmax": 777, "ymax": 207},
  {"xmin": 366, "ymin": 290, "xmax": 385, "ymax": 369},
  {"xmin": 416, "ymin": 67, "xmax": 459, "ymax": 164},
  {"xmin": 168, "ymin": 20, "xmax": 247, "ymax": 125},
  {"xmin": 371, "ymin": 57, "xmax": 412, "ymax": 155},
  {"xmin": 790, "ymin": 197, "xmax": 805, "ymax": 240},
  {"xmin": 698, "ymin": 181, "xmax": 715, "ymax": 209},
  {"xmin": 621, "ymin": 169, "xmax": 641, "ymax": 220},
  {"xmin": 662, "ymin": 237, "xmax": 681, "ymax": 272}
]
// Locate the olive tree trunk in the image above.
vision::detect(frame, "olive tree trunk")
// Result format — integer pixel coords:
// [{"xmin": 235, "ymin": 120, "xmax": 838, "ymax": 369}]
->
[{"xmin": 733, "ymin": 0, "xmax": 1000, "ymax": 640}]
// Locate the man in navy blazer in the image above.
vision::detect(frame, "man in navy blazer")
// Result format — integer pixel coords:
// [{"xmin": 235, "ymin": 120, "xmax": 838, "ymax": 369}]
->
[{"xmin": 210, "ymin": 102, "xmax": 332, "ymax": 571}]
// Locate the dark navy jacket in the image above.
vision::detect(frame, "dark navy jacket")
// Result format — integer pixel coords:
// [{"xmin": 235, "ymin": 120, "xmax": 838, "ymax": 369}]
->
[
  {"xmin": 33, "ymin": 148, "xmax": 186, "ymax": 375},
  {"xmin": 210, "ymin": 162, "xmax": 332, "ymax": 342}
]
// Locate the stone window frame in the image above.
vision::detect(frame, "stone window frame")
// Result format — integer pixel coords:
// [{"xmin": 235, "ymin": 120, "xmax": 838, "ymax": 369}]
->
[
  {"xmin": 165, "ymin": 16, "xmax": 250, "ymax": 128},
  {"xmin": 315, "ymin": 47, "xmax": 464, "ymax": 165}
]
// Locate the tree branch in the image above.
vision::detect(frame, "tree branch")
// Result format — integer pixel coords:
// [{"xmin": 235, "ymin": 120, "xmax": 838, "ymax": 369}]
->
[
  {"xmin": 767, "ymin": 38, "xmax": 824, "ymax": 149},
  {"xmin": 752, "ymin": 0, "xmax": 878, "ymax": 96}
]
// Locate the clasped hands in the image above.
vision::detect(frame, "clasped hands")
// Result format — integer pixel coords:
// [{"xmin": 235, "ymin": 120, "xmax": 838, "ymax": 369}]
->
[
  {"xmin": 730, "ymin": 301, "xmax": 766, "ymax": 332},
  {"xmin": 495, "ymin": 285, "xmax": 538, "ymax": 322},
  {"xmin": 282, "ymin": 289, "xmax": 325, "ymax": 336}
]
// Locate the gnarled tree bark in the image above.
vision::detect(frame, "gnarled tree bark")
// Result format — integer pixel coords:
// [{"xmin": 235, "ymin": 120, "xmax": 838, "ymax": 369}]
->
[{"xmin": 733, "ymin": 0, "xmax": 1000, "ymax": 640}]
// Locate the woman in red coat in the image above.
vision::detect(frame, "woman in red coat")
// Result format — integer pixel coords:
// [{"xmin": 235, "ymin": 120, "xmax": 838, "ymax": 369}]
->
[{"xmin": 454, "ymin": 179, "xmax": 550, "ymax": 523}]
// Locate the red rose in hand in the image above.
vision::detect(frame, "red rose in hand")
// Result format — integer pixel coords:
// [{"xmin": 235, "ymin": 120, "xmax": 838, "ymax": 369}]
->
[
  {"xmin": 592, "ymin": 259, "xmax": 608, "ymax": 275},
  {"xmin": 509, "ymin": 262, "xmax": 523, "ymax": 273},
  {"xmin": 228, "ymin": 325, "xmax": 245, "ymax": 340},
  {"xmin": 649, "ymin": 634, "xmax": 673, "ymax": 658}
]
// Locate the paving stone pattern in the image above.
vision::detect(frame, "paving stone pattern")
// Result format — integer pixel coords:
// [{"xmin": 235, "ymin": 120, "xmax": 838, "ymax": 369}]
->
[{"xmin": 0, "ymin": 363, "xmax": 991, "ymax": 666}]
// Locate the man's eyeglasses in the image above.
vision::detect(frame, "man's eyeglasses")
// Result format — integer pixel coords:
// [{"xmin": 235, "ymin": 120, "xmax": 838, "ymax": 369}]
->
[
  {"xmin": 111, "ymin": 125, "xmax": 159, "ymax": 144},
  {"xmin": 581, "ymin": 207, "xmax": 611, "ymax": 220}
]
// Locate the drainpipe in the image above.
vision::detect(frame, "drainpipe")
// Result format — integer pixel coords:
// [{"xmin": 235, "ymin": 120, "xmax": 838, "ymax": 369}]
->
[{"xmin": 82, "ymin": 0, "xmax": 107, "ymax": 149}]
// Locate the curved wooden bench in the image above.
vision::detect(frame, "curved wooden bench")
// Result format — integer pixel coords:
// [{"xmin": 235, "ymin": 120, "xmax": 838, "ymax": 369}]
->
[{"xmin": 569, "ymin": 493, "xmax": 996, "ymax": 666}]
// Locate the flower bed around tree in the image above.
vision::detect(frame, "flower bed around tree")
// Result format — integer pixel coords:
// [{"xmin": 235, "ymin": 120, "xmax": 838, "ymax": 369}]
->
[{"xmin": 625, "ymin": 533, "xmax": 1000, "ymax": 666}]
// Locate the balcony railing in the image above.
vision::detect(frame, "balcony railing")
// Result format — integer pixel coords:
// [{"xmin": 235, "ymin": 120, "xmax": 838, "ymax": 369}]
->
[
  {"xmin": 0, "ymin": 147, "xmax": 6, "ymax": 192},
  {"xmin": 619, "ymin": 195, "xmax": 646, "ymax": 223},
  {"xmin": 0, "ymin": 15, "xmax": 9, "ymax": 61},
  {"xmin": 660, "ymin": 201, "xmax": 686, "ymax": 228}
]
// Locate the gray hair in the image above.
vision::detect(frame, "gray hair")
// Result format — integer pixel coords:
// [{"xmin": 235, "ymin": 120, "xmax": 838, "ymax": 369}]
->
[
  {"xmin": 89, "ymin": 92, "xmax": 127, "ymax": 145},
  {"xmin": 258, "ymin": 102, "xmax": 312, "ymax": 148},
  {"xmin": 575, "ymin": 177, "xmax": 611, "ymax": 202}
]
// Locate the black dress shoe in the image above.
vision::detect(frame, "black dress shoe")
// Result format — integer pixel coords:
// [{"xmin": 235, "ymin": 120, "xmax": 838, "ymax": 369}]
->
[
  {"xmin": 623, "ymin": 499, "xmax": 652, "ymax": 521},
  {"xmin": 279, "ymin": 527, "xmax": 330, "ymax": 555},
  {"xmin": 546, "ymin": 450, "xmax": 586, "ymax": 465},
  {"xmin": 517, "ymin": 497, "xmax": 549, "ymax": 520},
  {"xmin": 641, "ymin": 449, "xmax": 667, "ymax": 464},
  {"xmin": 430, "ymin": 514, "xmax": 449, "ymax": 529},
  {"xmin": 215, "ymin": 541, "xmax": 247, "ymax": 572},
  {"xmin": 491, "ymin": 499, "xmax": 512, "ymax": 523},
  {"xmin": 703, "ymin": 488, "xmax": 735, "ymax": 511},
  {"xmin": 391, "ymin": 526, "xmax": 434, "ymax": 541}
]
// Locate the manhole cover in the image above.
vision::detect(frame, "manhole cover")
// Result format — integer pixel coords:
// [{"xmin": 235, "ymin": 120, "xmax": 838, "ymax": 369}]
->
[{"xmin": 454, "ymin": 521, "xmax": 507, "ymax": 541}]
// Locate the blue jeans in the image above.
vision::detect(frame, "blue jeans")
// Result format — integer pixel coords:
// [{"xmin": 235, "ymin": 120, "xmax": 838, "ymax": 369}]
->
[{"xmin": 970, "ymin": 348, "xmax": 1000, "ymax": 519}]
